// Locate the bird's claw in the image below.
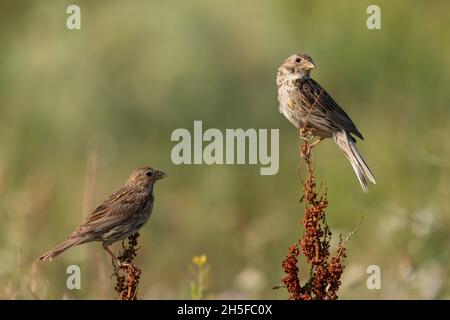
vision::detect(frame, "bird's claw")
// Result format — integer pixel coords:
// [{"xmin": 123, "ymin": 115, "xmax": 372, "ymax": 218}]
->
[
  {"xmin": 119, "ymin": 262, "xmax": 132, "ymax": 269},
  {"xmin": 300, "ymin": 128, "xmax": 314, "ymax": 141},
  {"xmin": 110, "ymin": 261, "xmax": 133, "ymax": 279}
]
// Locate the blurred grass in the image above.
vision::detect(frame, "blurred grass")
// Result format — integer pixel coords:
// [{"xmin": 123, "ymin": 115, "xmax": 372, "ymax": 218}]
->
[{"xmin": 0, "ymin": 0, "xmax": 449, "ymax": 299}]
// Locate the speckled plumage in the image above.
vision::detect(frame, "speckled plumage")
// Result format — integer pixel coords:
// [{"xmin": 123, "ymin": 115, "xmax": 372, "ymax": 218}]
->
[
  {"xmin": 277, "ymin": 53, "xmax": 376, "ymax": 191},
  {"xmin": 39, "ymin": 167, "xmax": 166, "ymax": 261}
]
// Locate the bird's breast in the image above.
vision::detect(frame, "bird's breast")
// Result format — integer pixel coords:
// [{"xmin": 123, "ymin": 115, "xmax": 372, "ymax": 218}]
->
[{"xmin": 278, "ymin": 85, "xmax": 304, "ymax": 129}]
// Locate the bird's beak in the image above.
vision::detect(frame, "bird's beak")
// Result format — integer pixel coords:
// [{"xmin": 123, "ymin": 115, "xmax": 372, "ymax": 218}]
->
[
  {"xmin": 155, "ymin": 170, "xmax": 167, "ymax": 180},
  {"xmin": 303, "ymin": 61, "xmax": 316, "ymax": 70}
]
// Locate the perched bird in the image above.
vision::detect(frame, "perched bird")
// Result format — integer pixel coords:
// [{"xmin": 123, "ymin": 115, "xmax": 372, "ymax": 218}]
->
[
  {"xmin": 277, "ymin": 53, "xmax": 376, "ymax": 192},
  {"xmin": 39, "ymin": 167, "xmax": 166, "ymax": 262}
]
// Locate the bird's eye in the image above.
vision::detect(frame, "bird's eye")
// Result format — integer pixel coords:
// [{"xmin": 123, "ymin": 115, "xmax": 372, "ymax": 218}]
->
[
  {"xmin": 295, "ymin": 57, "xmax": 301, "ymax": 63},
  {"xmin": 146, "ymin": 171, "xmax": 153, "ymax": 177}
]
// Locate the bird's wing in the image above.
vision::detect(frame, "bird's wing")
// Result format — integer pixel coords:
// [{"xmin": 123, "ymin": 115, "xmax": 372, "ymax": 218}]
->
[
  {"xmin": 299, "ymin": 78, "xmax": 364, "ymax": 140},
  {"xmin": 70, "ymin": 186, "xmax": 150, "ymax": 238}
]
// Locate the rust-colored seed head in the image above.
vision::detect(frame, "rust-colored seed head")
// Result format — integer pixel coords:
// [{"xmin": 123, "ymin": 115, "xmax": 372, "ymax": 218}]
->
[
  {"xmin": 113, "ymin": 233, "xmax": 142, "ymax": 300},
  {"xmin": 281, "ymin": 139, "xmax": 347, "ymax": 300}
]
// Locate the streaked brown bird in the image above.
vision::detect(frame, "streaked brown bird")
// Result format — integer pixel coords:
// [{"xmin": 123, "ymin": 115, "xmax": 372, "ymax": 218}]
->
[
  {"xmin": 277, "ymin": 53, "xmax": 376, "ymax": 192},
  {"xmin": 39, "ymin": 167, "xmax": 166, "ymax": 262}
]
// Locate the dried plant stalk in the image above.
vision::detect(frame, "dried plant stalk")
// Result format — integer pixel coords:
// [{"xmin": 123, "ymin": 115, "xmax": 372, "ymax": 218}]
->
[
  {"xmin": 113, "ymin": 233, "xmax": 141, "ymax": 300},
  {"xmin": 282, "ymin": 129, "xmax": 347, "ymax": 300}
]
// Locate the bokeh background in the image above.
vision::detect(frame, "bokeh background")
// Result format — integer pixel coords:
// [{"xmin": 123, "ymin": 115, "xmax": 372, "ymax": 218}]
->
[{"xmin": 1, "ymin": 0, "xmax": 449, "ymax": 299}]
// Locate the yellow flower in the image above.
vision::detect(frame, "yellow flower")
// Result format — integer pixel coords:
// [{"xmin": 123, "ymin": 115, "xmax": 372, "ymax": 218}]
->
[{"xmin": 192, "ymin": 254, "xmax": 207, "ymax": 266}]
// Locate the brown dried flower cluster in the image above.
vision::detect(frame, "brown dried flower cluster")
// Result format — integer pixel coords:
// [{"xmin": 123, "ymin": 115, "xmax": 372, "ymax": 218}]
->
[
  {"xmin": 113, "ymin": 233, "xmax": 142, "ymax": 300},
  {"xmin": 282, "ymin": 136, "xmax": 347, "ymax": 300}
]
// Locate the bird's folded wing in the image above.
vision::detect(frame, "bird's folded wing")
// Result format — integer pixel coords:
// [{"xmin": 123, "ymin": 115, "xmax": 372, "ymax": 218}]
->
[
  {"xmin": 300, "ymin": 78, "xmax": 364, "ymax": 140},
  {"xmin": 70, "ymin": 187, "xmax": 150, "ymax": 237}
]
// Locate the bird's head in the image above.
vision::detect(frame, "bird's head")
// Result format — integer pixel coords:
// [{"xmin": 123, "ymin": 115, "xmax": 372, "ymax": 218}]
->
[
  {"xmin": 126, "ymin": 167, "xmax": 167, "ymax": 189},
  {"xmin": 277, "ymin": 53, "xmax": 316, "ymax": 85}
]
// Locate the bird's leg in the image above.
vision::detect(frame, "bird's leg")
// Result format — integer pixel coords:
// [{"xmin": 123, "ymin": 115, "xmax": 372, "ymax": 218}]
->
[
  {"xmin": 103, "ymin": 244, "xmax": 121, "ymax": 268},
  {"xmin": 302, "ymin": 137, "xmax": 324, "ymax": 159},
  {"xmin": 103, "ymin": 244, "xmax": 133, "ymax": 273},
  {"xmin": 104, "ymin": 245, "xmax": 130, "ymax": 280},
  {"xmin": 299, "ymin": 128, "xmax": 316, "ymax": 159},
  {"xmin": 104, "ymin": 245, "xmax": 121, "ymax": 279},
  {"xmin": 308, "ymin": 137, "xmax": 324, "ymax": 150}
]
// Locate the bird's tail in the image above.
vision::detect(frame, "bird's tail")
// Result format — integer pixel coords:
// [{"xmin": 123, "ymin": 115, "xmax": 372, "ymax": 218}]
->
[
  {"xmin": 38, "ymin": 236, "xmax": 87, "ymax": 262},
  {"xmin": 333, "ymin": 130, "xmax": 376, "ymax": 192}
]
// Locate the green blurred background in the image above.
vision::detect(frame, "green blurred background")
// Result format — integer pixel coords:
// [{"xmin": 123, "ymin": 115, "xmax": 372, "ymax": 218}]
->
[{"xmin": 1, "ymin": 0, "xmax": 449, "ymax": 299}]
